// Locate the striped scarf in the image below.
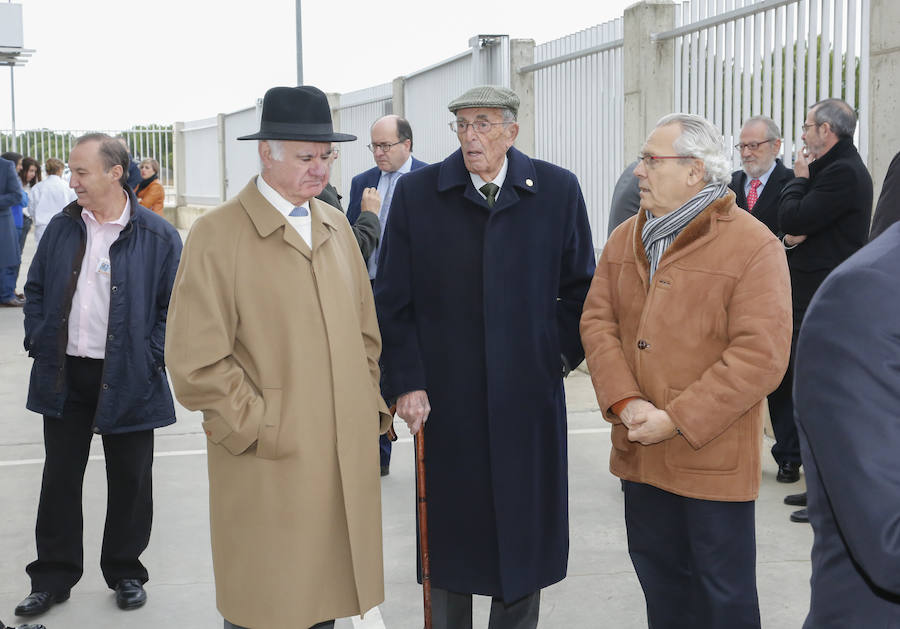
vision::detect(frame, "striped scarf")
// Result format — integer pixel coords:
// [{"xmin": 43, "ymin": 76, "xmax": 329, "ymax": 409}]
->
[{"xmin": 641, "ymin": 182, "xmax": 728, "ymax": 279}]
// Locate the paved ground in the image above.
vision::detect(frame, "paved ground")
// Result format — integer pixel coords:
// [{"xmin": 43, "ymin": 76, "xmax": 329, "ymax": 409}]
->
[{"xmin": 0, "ymin": 234, "xmax": 814, "ymax": 628}]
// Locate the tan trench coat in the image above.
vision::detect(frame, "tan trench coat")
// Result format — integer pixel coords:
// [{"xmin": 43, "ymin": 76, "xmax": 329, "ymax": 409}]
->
[{"xmin": 165, "ymin": 179, "xmax": 391, "ymax": 629}]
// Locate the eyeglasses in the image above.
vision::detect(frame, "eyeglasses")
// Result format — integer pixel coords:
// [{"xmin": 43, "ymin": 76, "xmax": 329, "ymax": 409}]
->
[
  {"xmin": 367, "ymin": 141, "xmax": 404, "ymax": 153},
  {"xmin": 637, "ymin": 153, "xmax": 693, "ymax": 168},
  {"xmin": 449, "ymin": 120, "xmax": 511, "ymax": 134},
  {"xmin": 801, "ymin": 122, "xmax": 821, "ymax": 132},
  {"xmin": 734, "ymin": 139, "xmax": 775, "ymax": 151}
]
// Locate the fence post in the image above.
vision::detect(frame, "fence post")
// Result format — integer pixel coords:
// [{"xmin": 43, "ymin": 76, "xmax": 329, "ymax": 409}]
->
[
  {"xmin": 510, "ymin": 38, "xmax": 536, "ymax": 157},
  {"xmin": 624, "ymin": 0, "xmax": 676, "ymax": 162},
  {"xmin": 327, "ymin": 92, "xmax": 343, "ymax": 189},
  {"xmin": 174, "ymin": 121, "xmax": 186, "ymax": 208},
  {"xmin": 392, "ymin": 77, "xmax": 405, "ymax": 118},
  {"xmin": 216, "ymin": 113, "xmax": 227, "ymax": 203},
  {"xmin": 866, "ymin": 0, "xmax": 900, "ymax": 210}
]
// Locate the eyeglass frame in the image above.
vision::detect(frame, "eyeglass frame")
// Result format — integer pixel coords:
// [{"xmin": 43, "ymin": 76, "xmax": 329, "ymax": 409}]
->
[
  {"xmin": 801, "ymin": 122, "xmax": 822, "ymax": 133},
  {"xmin": 636, "ymin": 153, "xmax": 696, "ymax": 168},
  {"xmin": 366, "ymin": 141, "xmax": 405, "ymax": 154},
  {"xmin": 449, "ymin": 120, "xmax": 514, "ymax": 135},
  {"xmin": 734, "ymin": 138, "xmax": 776, "ymax": 151}
]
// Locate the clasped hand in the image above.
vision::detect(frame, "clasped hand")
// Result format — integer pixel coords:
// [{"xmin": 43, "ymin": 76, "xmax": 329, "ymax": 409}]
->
[{"xmin": 619, "ymin": 399, "xmax": 678, "ymax": 445}]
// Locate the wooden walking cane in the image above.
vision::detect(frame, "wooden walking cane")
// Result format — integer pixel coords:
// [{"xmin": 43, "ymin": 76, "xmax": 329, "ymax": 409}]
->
[{"xmin": 415, "ymin": 429, "xmax": 433, "ymax": 629}]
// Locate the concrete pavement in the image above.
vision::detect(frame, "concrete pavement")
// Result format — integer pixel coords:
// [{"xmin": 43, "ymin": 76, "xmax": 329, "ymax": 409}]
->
[{"xmin": 0, "ymin": 234, "xmax": 814, "ymax": 628}]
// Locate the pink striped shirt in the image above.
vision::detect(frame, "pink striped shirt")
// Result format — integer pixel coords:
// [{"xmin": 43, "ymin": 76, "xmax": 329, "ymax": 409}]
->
[{"xmin": 66, "ymin": 200, "xmax": 131, "ymax": 359}]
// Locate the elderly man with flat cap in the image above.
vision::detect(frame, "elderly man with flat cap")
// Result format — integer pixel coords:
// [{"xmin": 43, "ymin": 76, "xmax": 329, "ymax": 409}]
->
[
  {"xmin": 375, "ymin": 85, "xmax": 595, "ymax": 628},
  {"xmin": 165, "ymin": 86, "xmax": 392, "ymax": 629}
]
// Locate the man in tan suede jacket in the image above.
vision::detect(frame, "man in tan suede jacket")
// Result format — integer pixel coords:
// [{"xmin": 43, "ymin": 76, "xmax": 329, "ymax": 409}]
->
[{"xmin": 581, "ymin": 113, "xmax": 791, "ymax": 629}]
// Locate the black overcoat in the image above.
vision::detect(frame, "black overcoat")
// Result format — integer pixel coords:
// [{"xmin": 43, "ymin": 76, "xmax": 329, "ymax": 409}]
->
[{"xmin": 375, "ymin": 146, "xmax": 595, "ymax": 601}]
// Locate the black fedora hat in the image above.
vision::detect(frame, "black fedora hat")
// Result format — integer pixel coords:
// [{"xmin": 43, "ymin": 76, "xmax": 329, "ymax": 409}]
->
[{"xmin": 237, "ymin": 85, "xmax": 356, "ymax": 142}]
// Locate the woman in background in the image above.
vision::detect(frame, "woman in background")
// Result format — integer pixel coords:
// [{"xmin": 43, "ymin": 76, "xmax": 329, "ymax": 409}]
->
[
  {"xmin": 18, "ymin": 156, "xmax": 41, "ymax": 250},
  {"xmin": 136, "ymin": 158, "xmax": 165, "ymax": 215}
]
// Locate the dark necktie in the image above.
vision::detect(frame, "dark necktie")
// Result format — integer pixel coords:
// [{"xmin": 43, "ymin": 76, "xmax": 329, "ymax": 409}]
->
[{"xmin": 480, "ymin": 182, "xmax": 499, "ymax": 209}]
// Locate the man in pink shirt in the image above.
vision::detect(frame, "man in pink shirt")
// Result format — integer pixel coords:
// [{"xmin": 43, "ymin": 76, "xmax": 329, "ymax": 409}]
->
[{"xmin": 16, "ymin": 134, "xmax": 182, "ymax": 619}]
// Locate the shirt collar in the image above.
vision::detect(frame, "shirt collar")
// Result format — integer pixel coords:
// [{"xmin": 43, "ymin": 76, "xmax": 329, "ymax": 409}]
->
[
  {"xmin": 380, "ymin": 154, "xmax": 414, "ymax": 182},
  {"xmin": 81, "ymin": 195, "xmax": 130, "ymax": 226},
  {"xmin": 470, "ymin": 157, "xmax": 509, "ymax": 199},
  {"xmin": 257, "ymin": 173, "xmax": 309, "ymax": 218}
]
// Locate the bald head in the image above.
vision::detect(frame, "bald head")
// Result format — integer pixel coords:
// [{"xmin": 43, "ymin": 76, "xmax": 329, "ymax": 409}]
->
[{"xmin": 369, "ymin": 115, "xmax": 413, "ymax": 173}]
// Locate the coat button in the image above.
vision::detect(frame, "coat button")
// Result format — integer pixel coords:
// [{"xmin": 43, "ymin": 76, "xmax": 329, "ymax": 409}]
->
[
  {"xmin": 102, "ymin": 383, "xmax": 109, "ymax": 390},
  {"xmin": 637, "ymin": 340, "xmax": 649, "ymax": 350},
  {"xmin": 93, "ymin": 427, "xmax": 101, "ymax": 434},
  {"xmin": 111, "ymin": 286, "xmax": 118, "ymax": 292},
  {"xmin": 108, "ymin": 334, "xmax": 114, "ymax": 340}
]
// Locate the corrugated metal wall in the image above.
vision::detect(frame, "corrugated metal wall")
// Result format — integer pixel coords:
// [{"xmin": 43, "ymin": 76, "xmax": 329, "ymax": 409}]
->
[
  {"xmin": 405, "ymin": 37, "xmax": 511, "ymax": 166},
  {"xmin": 223, "ymin": 106, "xmax": 261, "ymax": 200},
  {"xmin": 334, "ymin": 83, "xmax": 393, "ymax": 200},
  {"xmin": 532, "ymin": 19, "xmax": 625, "ymax": 251},
  {"xmin": 181, "ymin": 117, "xmax": 222, "ymax": 205}
]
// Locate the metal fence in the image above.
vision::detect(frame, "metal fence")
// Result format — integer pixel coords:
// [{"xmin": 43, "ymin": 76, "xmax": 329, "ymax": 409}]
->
[
  {"xmin": 664, "ymin": 0, "xmax": 869, "ymax": 168},
  {"xmin": 333, "ymin": 84, "xmax": 393, "ymax": 199},
  {"xmin": 0, "ymin": 127, "xmax": 175, "ymax": 186},
  {"xmin": 526, "ymin": 18, "xmax": 625, "ymax": 251}
]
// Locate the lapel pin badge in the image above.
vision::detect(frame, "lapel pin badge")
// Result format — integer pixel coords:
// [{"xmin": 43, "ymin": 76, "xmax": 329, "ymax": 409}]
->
[{"xmin": 525, "ymin": 178, "xmax": 533, "ymax": 187}]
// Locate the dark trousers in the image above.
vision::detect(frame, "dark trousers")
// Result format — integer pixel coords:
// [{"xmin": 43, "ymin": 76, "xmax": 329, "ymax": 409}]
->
[
  {"xmin": 372, "ymin": 278, "xmax": 392, "ymax": 470},
  {"xmin": 623, "ymin": 481, "xmax": 760, "ymax": 629},
  {"xmin": 26, "ymin": 356, "xmax": 154, "ymax": 592},
  {"xmin": 224, "ymin": 620, "xmax": 334, "ymax": 629},
  {"xmin": 431, "ymin": 588, "xmax": 540, "ymax": 629},
  {"xmin": 768, "ymin": 327, "xmax": 801, "ymax": 466}
]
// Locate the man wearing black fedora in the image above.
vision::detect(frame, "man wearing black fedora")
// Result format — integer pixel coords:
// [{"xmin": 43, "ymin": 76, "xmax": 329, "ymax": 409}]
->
[{"xmin": 165, "ymin": 85, "xmax": 392, "ymax": 629}]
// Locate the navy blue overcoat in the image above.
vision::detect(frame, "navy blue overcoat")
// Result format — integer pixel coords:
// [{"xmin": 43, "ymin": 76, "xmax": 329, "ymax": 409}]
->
[{"xmin": 375, "ymin": 146, "xmax": 595, "ymax": 601}]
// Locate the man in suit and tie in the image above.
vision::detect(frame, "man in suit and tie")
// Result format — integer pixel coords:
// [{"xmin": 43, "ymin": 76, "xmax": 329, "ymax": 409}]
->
[
  {"xmin": 793, "ymin": 222, "xmax": 900, "ymax": 626},
  {"xmin": 347, "ymin": 114, "xmax": 427, "ymax": 476},
  {"xmin": 778, "ymin": 98, "xmax": 872, "ymax": 522},
  {"xmin": 728, "ymin": 116, "xmax": 798, "ymax": 485},
  {"xmin": 729, "ymin": 116, "xmax": 793, "ymax": 236}
]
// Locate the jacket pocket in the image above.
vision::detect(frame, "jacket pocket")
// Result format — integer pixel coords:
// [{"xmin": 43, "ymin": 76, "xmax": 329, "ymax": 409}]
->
[
  {"xmin": 664, "ymin": 388, "xmax": 741, "ymax": 473},
  {"xmin": 255, "ymin": 388, "xmax": 283, "ymax": 460}
]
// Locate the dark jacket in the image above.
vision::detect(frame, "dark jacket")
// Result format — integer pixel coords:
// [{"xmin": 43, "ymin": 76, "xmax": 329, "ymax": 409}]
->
[
  {"xmin": 0, "ymin": 156, "xmax": 24, "ymax": 268},
  {"xmin": 375, "ymin": 146, "xmax": 595, "ymax": 601},
  {"xmin": 778, "ymin": 139, "xmax": 872, "ymax": 316},
  {"xmin": 869, "ymin": 150, "xmax": 900, "ymax": 241},
  {"xmin": 23, "ymin": 188, "xmax": 182, "ymax": 434},
  {"xmin": 729, "ymin": 158, "xmax": 793, "ymax": 235},
  {"xmin": 795, "ymin": 222, "xmax": 900, "ymax": 627},
  {"xmin": 607, "ymin": 160, "xmax": 640, "ymax": 236},
  {"xmin": 346, "ymin": 157, "xmax": 428, "ymax": 263},
  {"xmin": 316, "ymin": 182, "xmax": 380, "ymax": 261}
]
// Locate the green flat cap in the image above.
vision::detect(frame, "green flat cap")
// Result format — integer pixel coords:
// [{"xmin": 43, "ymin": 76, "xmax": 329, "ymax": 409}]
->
[{"xmin": 448, "ymin": 85, "xmax": 520, "ymax": 116}]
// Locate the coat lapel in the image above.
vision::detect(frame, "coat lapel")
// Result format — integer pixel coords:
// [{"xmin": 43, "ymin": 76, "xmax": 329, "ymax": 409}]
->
[
  {"xmin": 437, "ymin": 147, "xmax": 538, "ymax": 214},
  {"xmin": 237, "ymin": 178, "xmax": 337, "ymax": 261}
]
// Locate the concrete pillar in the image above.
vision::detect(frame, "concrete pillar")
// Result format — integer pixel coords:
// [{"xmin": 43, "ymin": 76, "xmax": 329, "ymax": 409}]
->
[
  {"xmin": 624, "ymin": 0, "xmax": 676, "ymax": 161},
  {"xmin": 326, "ymin": 92, "xmax": 343, "ymax": 188},
  {"xmin": 511, "ymin": 39, "xmax": 536, "ymax": 157},
  {"xmin": 392, "ymin": 77, "xmax": 405, "ymax": 117},
  {"xmin": 866, "ymin": 0, "xmax": 900, "ymax": 210}
]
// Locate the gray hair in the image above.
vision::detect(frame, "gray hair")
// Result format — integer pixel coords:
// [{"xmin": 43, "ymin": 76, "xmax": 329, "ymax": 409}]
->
[
  {"xmin": 655, "ymin": 113, "xmax": 731, "ymax": 185},
  {"xmin": 743, "ymin": 115, "xmax": 781, "ymax": 140},
  {"xmin": 501, "ymin": 108, "xmax": 516, "ymax": 123},
  {"xmin": 266, "ymin": 140, "xmax": 284, "ymax": 161},
  {"xmin": 811, "ymin": 98, "xmax": 857, "ymax": 139}
]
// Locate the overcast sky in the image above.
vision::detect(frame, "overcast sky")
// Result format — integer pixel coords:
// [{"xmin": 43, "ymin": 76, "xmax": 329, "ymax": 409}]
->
[{"xmin": 1, "ymin": 0, "xmax": 633, "ymax": 131}]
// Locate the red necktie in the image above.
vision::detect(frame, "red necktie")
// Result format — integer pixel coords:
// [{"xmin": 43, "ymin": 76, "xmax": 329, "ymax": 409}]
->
[{"xmin": 746, "ymin": 178, "xmax": 761, "ymax": 211}]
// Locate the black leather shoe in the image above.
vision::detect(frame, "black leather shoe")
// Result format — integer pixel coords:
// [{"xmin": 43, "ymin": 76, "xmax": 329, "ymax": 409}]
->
[
  {"xmin": 784, "ymin": 491, "xmax": 807, "ymax": 506},
  {"xmin": 790, "ymin": 508, "xmax": 810, "ymax": 523},
  {"xmin": 380, "ymin": 465, "xmax": 390, "ymax": 477},
  {"xmin": 14, "ymin": 590, "xmax": 70, "ymax": 617},
  {"xmin": 776, "ymin": 461, "xmax": 801, "ymax": 483},
  {"xmin": 114, "ymin": 579, "xmax": 147, "ymax": 610}
]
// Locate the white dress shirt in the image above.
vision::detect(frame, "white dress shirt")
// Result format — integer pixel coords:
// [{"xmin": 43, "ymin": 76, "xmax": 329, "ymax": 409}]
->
[
  {"xmin": 257, "ymin": 175, "xmax": 312, "ymax": 247},
  {"xmin": 470, "ymin": 157, "xmax": 509, "ymax": 204},
  {"xmin": 67, "ymin": 198, "xmax": 130, "ymax": 359}
]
